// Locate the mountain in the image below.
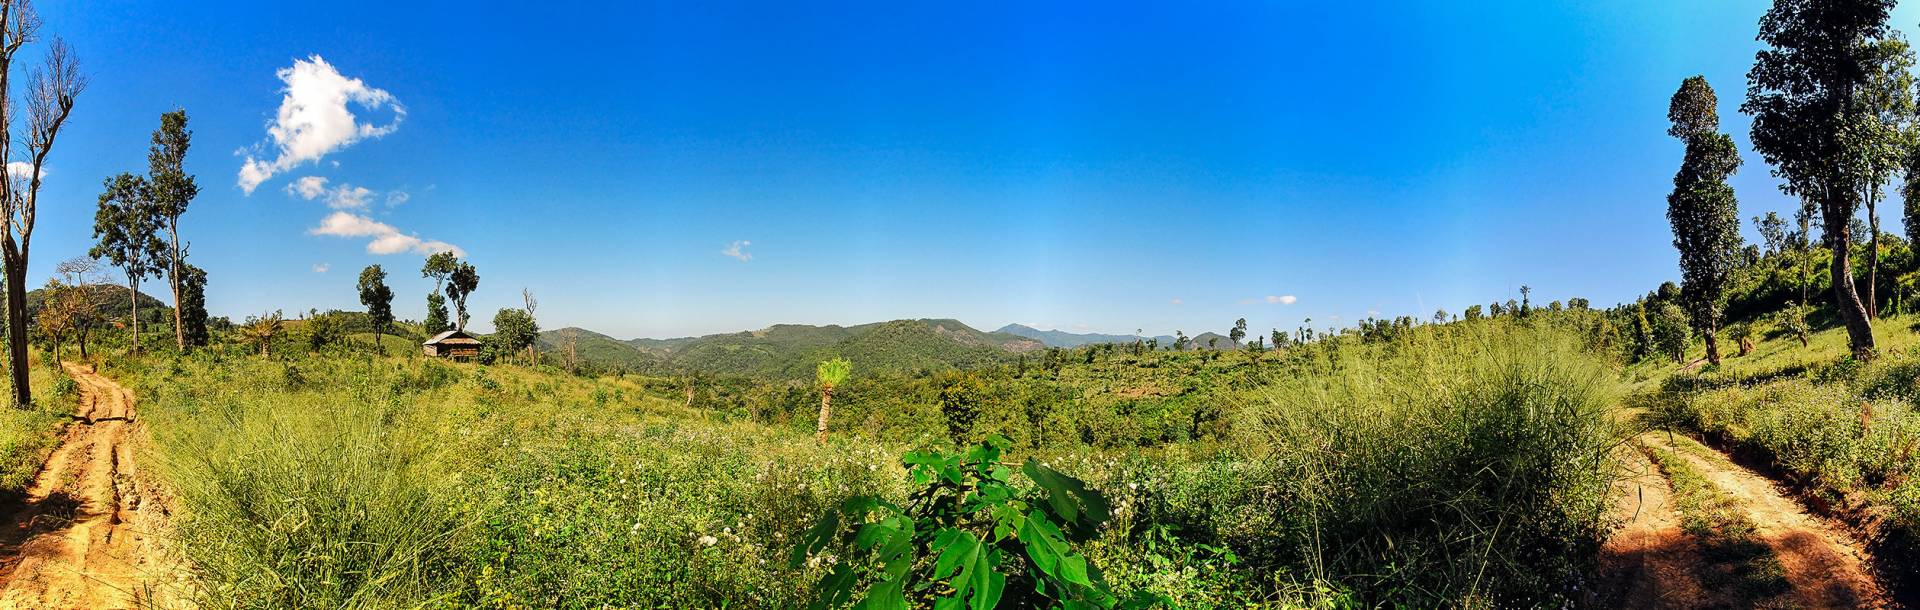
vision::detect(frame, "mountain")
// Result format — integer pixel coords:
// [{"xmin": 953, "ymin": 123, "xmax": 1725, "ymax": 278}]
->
[
  {"xmin": 1190, "ymin": 332, "xmax": 1238, "ymax": 350},
  {"xmin": 993, "ymin": 324, "xmax": 1173, "ymax": 348},
  {"xmin": 23, "ymin": 284, "xmax": 170, "ymax": 322},
  {"xmin": 541, "ymin": 318, "xmax": 1042, "ymax": 379}
]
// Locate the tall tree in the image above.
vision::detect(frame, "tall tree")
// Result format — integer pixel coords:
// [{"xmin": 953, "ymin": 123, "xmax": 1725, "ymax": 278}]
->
[
  {"xmin": 0, "ymin": 7, "xmax": 83, "ymax": 408},
  {"xmin": 447, "ymin": 260, "xmax": 479, "ymax": 330},
  {"xmin": 421, "ymin": 251, "xmax": 456, "ymax": 335},
  {"xmin": 1667, "ymin": 76, "xmax": 1745, "ymax": 366},
  {"xmin": 522, "ymin": 287, "xmax": 538, "ymax": 363},
  {"xmin": 1744, "ymin": 0, "xmax": 1896, "ymax": 359},
  {"xmin": 1754, "ymin": 212, "xmax": 1789, "ymax": 256},
  {"xmin": 358, "ymin": 265, "xmax": 394, "ymax": 354},
  {"xmin": 814, "ymin": 357, "xmax": 851, "ymax": 443},
  {"xmin": 1854, "ymin": 33, "xmax": 1916, "ymax": 319},
  {"xmin": 148, "ymin": 110, "xmax": 197, "ymax": 350},
  {"xmin": 52, "ymin": 258, "xmax": 104, "ymax": 358},
  {"xmin": 1229, "ymin": 317, "xmax": 1246, "ymax": 347},
  {"xmin": 90, "ymin": 173, "xmax": 163, "ymax": 354}
]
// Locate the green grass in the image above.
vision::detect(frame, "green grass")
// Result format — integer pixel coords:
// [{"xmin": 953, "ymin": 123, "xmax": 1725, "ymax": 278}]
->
[{"xmin": 0, "ymin": 353, "xmax": 85, "ymax": 494}]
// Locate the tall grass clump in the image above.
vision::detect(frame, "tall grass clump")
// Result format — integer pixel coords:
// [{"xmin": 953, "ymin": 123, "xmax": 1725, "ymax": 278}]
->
[{"xmin": 1222, "ymin": 322, "xmax": 1621, "ymax": 607}]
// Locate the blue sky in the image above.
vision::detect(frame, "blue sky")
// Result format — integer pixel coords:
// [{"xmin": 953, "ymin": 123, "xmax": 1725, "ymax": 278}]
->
[{"xmin": 22, "ymin": 1, "xmax": 1920, "ymax": 339}]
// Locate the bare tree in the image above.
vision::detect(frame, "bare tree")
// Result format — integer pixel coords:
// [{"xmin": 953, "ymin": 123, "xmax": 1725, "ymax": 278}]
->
[
  {"xmin": 0, "ymin": 2, "xmax": 83, "ymax": 408},
  {"xmin": 52, "ymin": 257, "xmax": 104, "ymax": 358},
  {"xmin": 522, "ymin": 287, "xmax": 538, "ymax": 364}
]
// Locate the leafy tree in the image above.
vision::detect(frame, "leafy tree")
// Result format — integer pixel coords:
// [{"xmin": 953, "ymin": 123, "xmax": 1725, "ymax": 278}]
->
[
  {"xmin": 1433, "ymin": 308, "xmax": 1449, "ymax": 324},
  {"xmin": 1666, "ymin": 76, "xmax": 1745, "ymax": 365},
  {"xmin": 1464, "ymin": 304, "xmax": 1484, "ymax": 320},
  {"xmin": 1173, "ymin": 330, "xmax": 1187, "ymax": 351},
  {"xmin": 793, "ymin": 436, "xmax": 1157, "ymax": 610},
  {"xmin": 421, "ymin": 252, "xmax": 457, "ymax": 334},
  {"xmin": 357, "ymin": 265, "xmax": 394, "ymax": 353},
  {"xmin": 522, "ymin": 287, "xmax": 539, "ymax": 363},
  {"xmin": 1743, "ymin": 0, "xmax": 1896, "ymax": 359},
  {"xmin": 179, "ymin": 263, "xmax": 209, "ymax": 347},
  {"xmin": 1857, "ymin": 33, "xmax": 1916, "ymax": 319},
  {"xmin": 1777, "ymin": 304, "xmax": 1813, "ymax": 347},
  {"xmin": 1754, "ymin": 211, "xmax": 1790, "ymax": 256},
  {"xmin": 145, "ymin": 110, "xmax": 199, "ymax": 351},
  {"xmin": 1519, "ymin": 285, "xmax": 1532, "ymax": 315},
  {"xmin": 52, "ymin": 258, "xmax": 105, "ymax": 358},
  {"xmin": 0, "ymin": 26, "xmax": 82, "ymax": 408},
  {"xmin": 90, "ymin": 172, "xmax": 164, "ymax": 354},
  {"xmin": 305, "ymin": 313, "xmax": 347, "ymax": 352},
  {"xmin": 1631, "ymin": 302, "xmax": 1655, "ymax": 361},
  {"xmin": 239, "ymin": 310, "xmax": 284, "ymax": 357},
  {"xmin": 447, "ymin": 260, "xmax": 480, "ymax": 330},
  {"xmin": 1270, "ymin": 328, "xmax": 1286, "ymax": 349},
  {"xmin": 937, "ymin": 372, "xmax": 987, "ymax": 443},
  {"xmin": 1650, "ymin": 301, "xmax": 1693, "ymax": 364},
  {"xmin": 1726, "ymin": 321, "xmax": 1756, "ymax": 357},
  {"xmin": 1229, "ymin": 317, "xmax": 1246, "ymax": 347},
  {"xmin": 490, "ymin": 307, "xmax": 539, "ymax": 365},
  {"xmin": 814, "ymin": 357, "xmax": 851, "ymax": 443},
  {"xmin": 1568, "ymin": 298, "xmax": 1590, "ymax": 310}
]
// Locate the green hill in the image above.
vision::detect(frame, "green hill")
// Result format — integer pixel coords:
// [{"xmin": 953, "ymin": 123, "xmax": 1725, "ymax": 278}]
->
[{"xmin": 540, "ymin": 318, "xmax": 1041, "ymax": 379}]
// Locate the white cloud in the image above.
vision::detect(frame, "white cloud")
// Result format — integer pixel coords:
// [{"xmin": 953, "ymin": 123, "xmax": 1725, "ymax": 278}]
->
[
  {"xmin": 312, "ymin": 263, "xmax": 329, "ymax": 273},
  {"xmin": 1267, "ymin": 295, "xmax": 1298, "ymax": 305},
  {"xmin": 385, "ymin": 190, "xmax": 410, "ymax": 206},
  {"xmin": 285, "ymin": 175, "xmax": 377, "ymax": 209},
  {"xmin": 287, "ymin": 175, "xmax": 328, "ymax": 199},
  {"xmin": 5, "ymin": 162, "xmax": 44, "ymax": 181},
  {"xmin": 721, "ymin": 240, "xmax": 752, "ymax": 262},
  {"xmin": 238, "ymin": 56, "xmax": 405, "ymax": 194},
  {"xmin": 310, "ymin": 211, "xmax": 464, "ymax": 257},
  {"xmin": 1169, "ymin": 298, "xmax": 1183, "ymax": 305}
]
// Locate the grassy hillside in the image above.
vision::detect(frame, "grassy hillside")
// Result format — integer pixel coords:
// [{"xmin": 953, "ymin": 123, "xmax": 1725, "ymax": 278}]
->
[{"xmin": 119, "ymin": 315, "xmax": 1624, "ymax": 608}]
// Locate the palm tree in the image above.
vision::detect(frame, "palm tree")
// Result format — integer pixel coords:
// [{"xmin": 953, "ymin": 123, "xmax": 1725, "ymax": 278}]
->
[{"xmin": 815, "ymin": 357, "xmax": 852, "ymax": 443}]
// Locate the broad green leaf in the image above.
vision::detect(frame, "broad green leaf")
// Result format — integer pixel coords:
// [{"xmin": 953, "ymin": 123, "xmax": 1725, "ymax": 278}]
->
[
  {"xmin": 853, "ymin": 577, "xmax": 909, "ymax": 610},
  {"xmin": 1022, "ymin": 460, "xmax": 1111, "ymax": 541},
  {"xmin": 791, "ymin": 507, "xmax": 841, "ymax": 568}
]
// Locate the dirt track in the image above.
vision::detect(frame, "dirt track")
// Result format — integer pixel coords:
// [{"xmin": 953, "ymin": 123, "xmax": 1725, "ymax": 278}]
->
[{"xmin": 0, "ymin": 363, "xmax": 179, "ymax": 609}]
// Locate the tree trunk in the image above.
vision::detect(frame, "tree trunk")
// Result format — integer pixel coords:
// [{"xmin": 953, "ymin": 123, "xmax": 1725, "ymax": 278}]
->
[
  {"xmin": 815, "ymin": 385, "xmax": 833, "ymax": 443},
  {"xmin": 1869, "ymin": 191, "xmax": 1880, "ymax": 319},
  {"xmin": 168, "ymin": 224, "xmax": 184, "ymax": 350},
  {"xmin": 6, "ymin": 253, "xmax": 29, "ymax": 409},
  {"xmin": 127, "ymin": 278, "xmax": 138, "ymax": 355},
  {"xmin": 1829, "ymin": 227, "xmax": 1877, "ymax": 360},
  {"xmin": 1703, "ymin": 323, "xmax": 1721, "ymax": 365}
]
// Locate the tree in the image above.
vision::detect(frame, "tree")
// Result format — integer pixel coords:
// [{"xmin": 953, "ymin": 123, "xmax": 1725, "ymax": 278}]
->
[
  {"xmin": 90, "ymin": 173, "xmax": 163, "ymax": 355},
  {"xmin": 522, "ymin": 287, "xmax": 538, "ymax": 363},
  {"xmin": 1856, "ymin": 34, "xmax": 1916, "ymax": 319},
  {"xmin": 1229, "ymin": 317, "xmax": 1246, "ymax": 347},
  {"xmin": 179, "ymin": 263, "xmax": 208, "ymax": 347},
  {"xmin": 0, "ymin": 9, "xmax": 82, "ymax": 408},
  {"xmin": 1744, "ymin": 0, "xmax": 1896, "ymax": 359},
  {"xmin": 1172, "ymin": 330, "xmax": 1187, "ymax": 351},
  {"xmin": 305, "ymin": 313, "xmax": 346, "ymax": 352},
  {"xmin": 1270, "ymin": 328, "xmax": 1286, "ymax": 349},
  {"xmin": 1666, "ymin": 76, "xmax": 1745, "ymax": 366},
  {"xmin": 358, "ymin": 265, "xmax": 394, "ymax": 354},
  {"xmin": 421, "ymin": 252, "xmax": 457, "ymax": 334},
  {"xmin": 1650, "ymin": 301, "xmax": 1693, "ymax": 365},
  {"xmin": 146, "ymin": 110, "xmax": 197, "ymax": 350},
  {"xmin": 814, "ymin": 357, "xmax": 851, "ymax": 443},
  {"xmin": 239, "ymin": 310, "xmax": 283, "ymax": 357},
  {"xmin": 490, "ymin": 307, "xmax": 538, "ymax": 365},
  {"xmin": 447, "ymin": 260, "xmax": 479, "ymax": 330},
  {"xmin": 1755, "ymin": 212, "xmax": 1789, "ymax": 256},
  {"xmin": 1464, "ymin": 304, "xmax": 1484, "ymax": 320},
  {"xmin": 1433, "ymin": 308, "xmax": 1449, "ymax": 324},
  {"xmin": 51, "ymin": 258, "xmax": 104, "ymax": 358},
  {"xmin": 1519, "ymin": 285, "xmax": 1533, "ymax": 315}
]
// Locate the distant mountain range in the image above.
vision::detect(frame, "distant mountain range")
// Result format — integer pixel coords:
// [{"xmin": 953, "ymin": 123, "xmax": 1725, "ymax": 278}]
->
[
  {"xmin": 992, "ymin": 324, "xmax": 1174, "ymax": 348},
  {"xmin": 539, "ymin": 318, "xmax": 1045, "ymax": 379}
]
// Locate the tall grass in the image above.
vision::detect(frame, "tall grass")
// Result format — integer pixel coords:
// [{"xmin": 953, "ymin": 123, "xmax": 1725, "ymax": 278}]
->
[{"xmin": 1190, "ymin": 322, "xmax": 1621, "ymax": 607}]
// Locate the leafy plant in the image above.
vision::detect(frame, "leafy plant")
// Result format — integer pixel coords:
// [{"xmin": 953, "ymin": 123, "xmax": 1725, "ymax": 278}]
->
[{"xmin": 792, "ymin": 435, "xmax": 1158, "ymax": 610}]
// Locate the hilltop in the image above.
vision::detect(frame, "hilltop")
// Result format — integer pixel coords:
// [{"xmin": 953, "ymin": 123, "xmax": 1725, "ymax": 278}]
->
[
  {"xmin": 539, "ymin": 318, "xmax": 1041, "ymax": 378},
  {"xmin": 992, "ymin": 323, "xmax": 1173, "ymax": 348}
]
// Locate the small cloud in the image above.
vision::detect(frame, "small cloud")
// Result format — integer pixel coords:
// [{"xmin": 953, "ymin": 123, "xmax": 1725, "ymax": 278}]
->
[
  {"xmin": 312, "ymin": 263, "xmax": 330, "ymax": 273},
  {"xmin": 310, "ymin": 211, "xmax": 464, "ymax": 257},
  {"xmin": 238, "ymin": 55, "xmax": 405, "ymax": 194},
  {"xmin": 285, "ymin": 175, "xmax": 377, "ymax": 209},
  {"xmin": 5, "ymin": 162, "xmax": 44, "ymax": 181},
  {"xmin": 1366, "ymin": 309, "xmax": 1381, "ymax": 317},
  {"xmin": 385, "ymin": 190, "xmax": 410, "ymax": 206},
  {"xmin": 1267, "ymin": 295, "xmax": 1298, "ymax": 305},
  {"xmin": 1169, "ymin": 298, "xmax": 1183, "ymax": 305},
  {"xmin": 721, "ymin": 240, "xmax": 752, "ymax": 262}
]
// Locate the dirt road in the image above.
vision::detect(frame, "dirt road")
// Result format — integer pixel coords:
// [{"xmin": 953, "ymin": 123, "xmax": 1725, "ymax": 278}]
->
[{"xmin": 0, "ymin": 363, "xmax": 180, "ymax": 609}]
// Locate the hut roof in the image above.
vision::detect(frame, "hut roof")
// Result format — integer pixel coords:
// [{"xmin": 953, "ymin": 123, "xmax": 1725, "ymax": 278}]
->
[{"xmin": 424, "ymin": 330, "xmax": 482, "ymax": 345}]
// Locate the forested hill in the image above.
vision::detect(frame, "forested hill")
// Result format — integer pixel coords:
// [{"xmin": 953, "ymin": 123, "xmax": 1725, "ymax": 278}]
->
[
  {"xmin": 538, "ymin": 318, "xmax": 1042, "ymax": 379},
  {"xmin": 994, "ymin": 323, "xmax": 1174, "ymax": 348}
]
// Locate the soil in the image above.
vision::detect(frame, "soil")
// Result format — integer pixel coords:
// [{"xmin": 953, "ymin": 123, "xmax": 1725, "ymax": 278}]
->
[{"xmin": 0, "ymin": 362, "xmax": 182, "ymax": 609}]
